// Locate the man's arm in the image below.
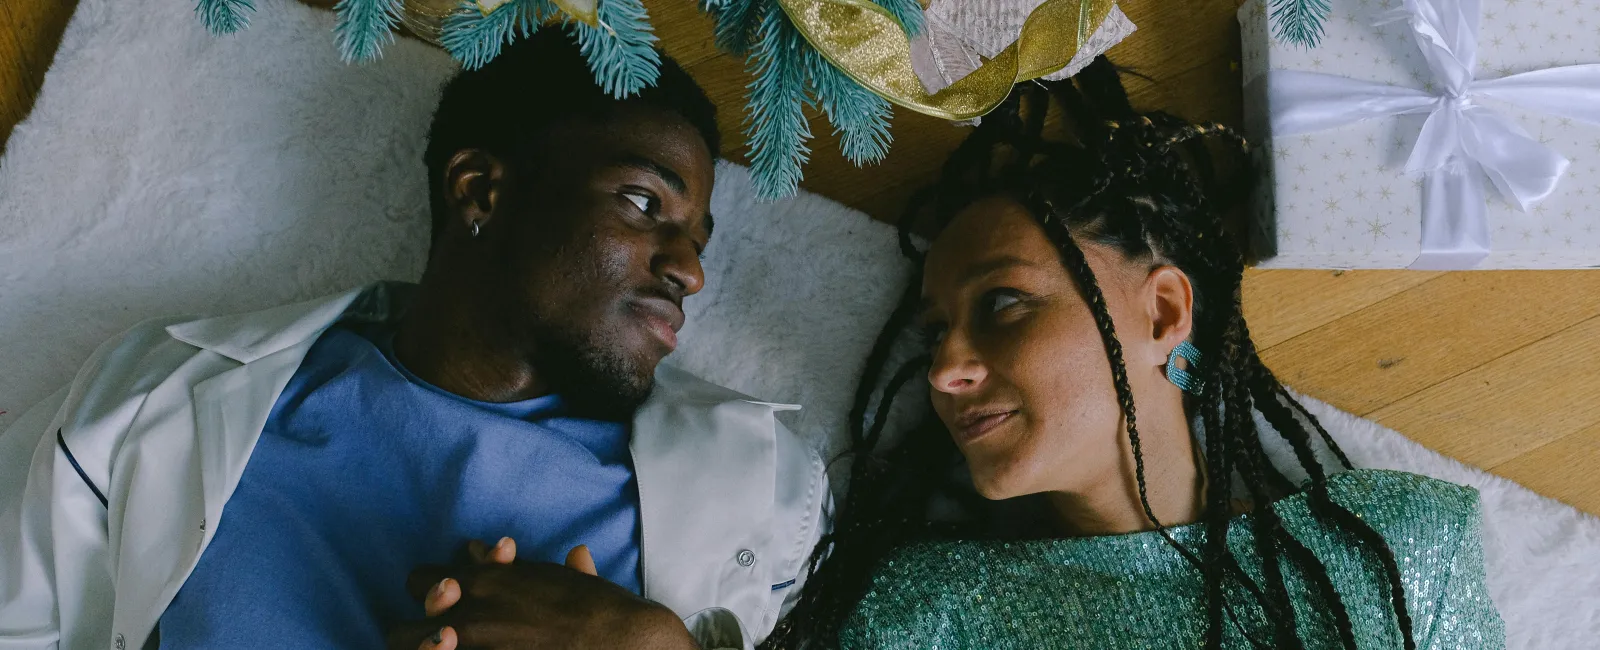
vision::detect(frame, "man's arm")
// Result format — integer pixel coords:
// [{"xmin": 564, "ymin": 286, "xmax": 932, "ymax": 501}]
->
[
  {"xmin": 388, "ymin": 556, "xmax": 699, "ymax": 650},
  {"xmin": 1, "ymin": 318, "xmax": 193, "ymax": 650},
  {"xmin": 393, "ymin": 438, "xmax": 836, "ymax": 650},
  {"xmin": 0, "ymin": 386, "xmax": 71, "ymax": 648}
]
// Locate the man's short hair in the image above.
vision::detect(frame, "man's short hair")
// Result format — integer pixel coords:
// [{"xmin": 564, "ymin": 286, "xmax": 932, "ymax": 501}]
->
[{"xmin": 422, "ymin": 29, "xmax": 720, "ymax": 247}]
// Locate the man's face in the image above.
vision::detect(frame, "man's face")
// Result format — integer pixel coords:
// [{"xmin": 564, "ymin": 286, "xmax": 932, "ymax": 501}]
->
[{"xmin": 489, "ymin": 106, "xmax": 715, "ymax": 417}]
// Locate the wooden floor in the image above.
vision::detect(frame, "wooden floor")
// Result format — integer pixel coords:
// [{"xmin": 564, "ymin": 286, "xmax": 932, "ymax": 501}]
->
[{"xmin": 3, "ymin": 0, "xmax": 1597, "ymax": 515}]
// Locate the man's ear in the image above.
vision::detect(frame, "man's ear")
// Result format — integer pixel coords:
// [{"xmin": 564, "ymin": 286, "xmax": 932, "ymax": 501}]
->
[
  {"xmin": 1145, "ymin": 265, "xmax": 1196, "ymax": 364},
  {"xmin": 442, "ymin": 149, "xmax": 507, "ymax": 234}
]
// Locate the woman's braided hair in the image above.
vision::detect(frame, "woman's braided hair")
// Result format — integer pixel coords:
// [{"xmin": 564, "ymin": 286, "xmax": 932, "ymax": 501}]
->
[{"xmin": 761, "ymin": 59, "xmax": 1416, "ymax": 650}]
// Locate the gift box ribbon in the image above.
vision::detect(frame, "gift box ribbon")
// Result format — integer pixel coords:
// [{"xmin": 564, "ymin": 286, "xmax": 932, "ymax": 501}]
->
[{"xmin": 1262, "ymin": 0, "xmax": 1600, "ymax": 270}]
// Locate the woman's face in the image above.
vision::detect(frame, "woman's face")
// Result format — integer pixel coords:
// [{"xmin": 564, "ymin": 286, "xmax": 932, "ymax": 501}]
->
[{"xmin": 919, "ymin": 196, "xmax": 1192, "ymax": 501}]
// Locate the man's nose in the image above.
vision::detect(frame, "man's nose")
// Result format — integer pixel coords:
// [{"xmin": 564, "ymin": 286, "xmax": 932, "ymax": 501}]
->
[{"xmin": 655, "ymin": 234, "xmax": 704, "ymax": 297}]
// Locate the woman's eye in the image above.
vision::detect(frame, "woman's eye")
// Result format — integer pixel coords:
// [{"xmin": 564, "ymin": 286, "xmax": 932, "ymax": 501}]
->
[
  {"xmin": 982, "ymin": 290, "xmax": 1022, "ymax": 314},
  {"xmin": 623, "ymin": 192, "xmax": 657, "ymax": 215}
]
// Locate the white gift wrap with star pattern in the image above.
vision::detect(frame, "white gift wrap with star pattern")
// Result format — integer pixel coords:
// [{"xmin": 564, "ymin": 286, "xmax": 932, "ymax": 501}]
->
[{"xmin": 1238, "ymin": 0, "xmax": 1600, "ymax": 269}]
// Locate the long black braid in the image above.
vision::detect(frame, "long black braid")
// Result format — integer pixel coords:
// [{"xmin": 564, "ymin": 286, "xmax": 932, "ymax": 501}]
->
[{"xmin": 762, "ymin": 59, "xmax": 1415, "ymax": 649}]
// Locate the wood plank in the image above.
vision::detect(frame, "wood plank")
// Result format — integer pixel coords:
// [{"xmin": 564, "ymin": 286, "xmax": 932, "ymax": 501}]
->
[
  {"xmin": 1244, "ymin": 269, "xmax": 1440, "ymax": 351},
  {"xmin": 1491, "ymin": 421, "xmax": 1600, "ymax": 516},
  {"xmin": 0, "ymin": 0, "xmax": 77, "ymax": 157},
  {"xmin": 1261, "ymin": 272, "xmax": 1600, "ymax": 416},
  {"xmin": 646, "ymin": 0, "xmax": 723, "ymax": 68},
  {"xmin": 1111, "ymin": 0, "xmax": 1243, "ymax": 124},
  {"xmin": 1366, "ymin": 314, "xmax": 1600, "ymax": 470}
]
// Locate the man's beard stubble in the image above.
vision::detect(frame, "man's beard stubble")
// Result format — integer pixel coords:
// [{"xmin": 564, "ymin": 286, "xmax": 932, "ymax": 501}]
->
[{"xmin": 532, "ymin": 323, "xmax": 655, "ymax": 421}]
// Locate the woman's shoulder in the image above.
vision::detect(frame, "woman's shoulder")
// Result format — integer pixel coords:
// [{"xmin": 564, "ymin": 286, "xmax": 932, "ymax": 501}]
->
[
  {"xmin": 1293, "ymin": 470, "xmax": 1504, "ymax": 647},
  {"xmin": 1273, "ymin": 470, "xmax": 1484, "ymax": 576},
  {"xmin": 1311, "ymin": 469, "xmax": 1484, "ymax": 540},
  {"xmin": 841, "ymin": 534, "xmax": 1213, "ymax": 648}
]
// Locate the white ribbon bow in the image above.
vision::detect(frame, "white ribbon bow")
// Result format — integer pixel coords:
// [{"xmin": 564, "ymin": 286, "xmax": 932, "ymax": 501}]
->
[{"xmin": 1266, "ymin": 0, "xmax": 1600, "ymax": 269}]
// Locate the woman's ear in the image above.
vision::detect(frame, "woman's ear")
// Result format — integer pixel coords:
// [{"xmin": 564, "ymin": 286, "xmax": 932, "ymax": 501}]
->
[
  {"xmin": 1145, "ymin": 265, "xmax": 1196, "ymax": 362},
  {"xmin": 442, "ymin": 149, "xmax": 507, "ymax": 233}
]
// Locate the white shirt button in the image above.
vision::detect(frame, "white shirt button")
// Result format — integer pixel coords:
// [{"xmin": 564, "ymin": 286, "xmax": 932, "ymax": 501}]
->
[{"xmin": 736, "ymin": 549, "xmax": 756, "ymax": 567}]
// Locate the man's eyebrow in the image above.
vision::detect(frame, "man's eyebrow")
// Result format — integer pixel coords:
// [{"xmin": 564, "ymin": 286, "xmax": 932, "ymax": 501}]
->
[{"xmin": 611, "ymin": 154, "xmax": 687, "ymax": 195}]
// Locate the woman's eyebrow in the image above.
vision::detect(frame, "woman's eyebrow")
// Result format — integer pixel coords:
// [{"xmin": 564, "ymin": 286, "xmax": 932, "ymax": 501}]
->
[{"xmin": 960, "ymin": 256, "xmax": 1034, "ymax": 288}]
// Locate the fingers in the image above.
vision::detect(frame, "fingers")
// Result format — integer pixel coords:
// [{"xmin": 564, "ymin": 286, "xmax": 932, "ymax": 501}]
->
[
  {"xmin": 418, "ymin": 626, "xmax": 457, "ymax": 650},
  {"xmin": 424, "ymin": 578, "xmax": 462, "ymax": 617},
  {"xmin": 389, "ymin": 620, "xmax": 515, "ymax": 650},
  {"xmin": 385, "ymin": 622, "xmax": 452, "ymax": 650},
  {"xmin": 565, "ymin": 545, "xmax": 598, "ymax": 576},
  {"xmin": 465, "ymin": 539, "xmax": 488, "ymax": 563},
  {"xmin": 466, "ymin": 537, "xmax": 517, "ymax": 564},
  {"xmin": 489, "ymin": 537, "xmax": 516, "ymax": 564},
  {"xmin": 420, "ymin": 537, "xmax": 520, "ymax": 602},
  {"xmin": 441, "ymin": 621, "xmax": 533, "ymax": 648},
  {"xmin": 406, "ymin": 565, "xmax": 455, "ymax": 602}
]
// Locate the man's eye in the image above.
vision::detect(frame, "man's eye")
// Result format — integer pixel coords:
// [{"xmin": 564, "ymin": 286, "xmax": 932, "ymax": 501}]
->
[{"xmin": 623, "ymin": 192, "xmax": 657, "ymax": 215}]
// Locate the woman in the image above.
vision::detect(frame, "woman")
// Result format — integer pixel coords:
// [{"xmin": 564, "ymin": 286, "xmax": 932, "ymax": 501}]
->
[{"xmin": 762, "ymin": 61, "xmax": 1504, "ymax": 649}]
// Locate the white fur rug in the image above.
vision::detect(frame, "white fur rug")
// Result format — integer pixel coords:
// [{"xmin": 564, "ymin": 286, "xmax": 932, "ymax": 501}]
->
[{"xmin": 0, "ymin": 0, "xmax": 1596, "ymax": 645}]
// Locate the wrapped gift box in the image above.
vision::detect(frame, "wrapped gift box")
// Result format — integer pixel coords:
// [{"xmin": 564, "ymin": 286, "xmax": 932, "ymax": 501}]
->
[{"xmin": 1238, "ymin": 0, "xmax": 1600, "ymax": 269}]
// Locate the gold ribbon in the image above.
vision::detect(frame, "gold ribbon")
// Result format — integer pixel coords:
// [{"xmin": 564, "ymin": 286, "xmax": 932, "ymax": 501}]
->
[
  {"xmin": 777, "ymin": 0, "xmax": 1118, "ymax": 120},
  {"xmin": 473, "ymin": 0, "xmax": 598, "ymax": 27},
  {"xmin": 552, "ymin": 0, "xmax": 600, "ymax": 26}
]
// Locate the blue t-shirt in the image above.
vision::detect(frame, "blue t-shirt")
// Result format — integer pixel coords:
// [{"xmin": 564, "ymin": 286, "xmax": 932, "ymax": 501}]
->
[{"xmin": 158, "ymin": 325, "xmax": 642, "ymax": 648}]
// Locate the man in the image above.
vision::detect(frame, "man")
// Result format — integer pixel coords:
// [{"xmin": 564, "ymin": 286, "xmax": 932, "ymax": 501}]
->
[{"xmin": 0, "ymin": 29, "xmax": 828, "ymax": 650}]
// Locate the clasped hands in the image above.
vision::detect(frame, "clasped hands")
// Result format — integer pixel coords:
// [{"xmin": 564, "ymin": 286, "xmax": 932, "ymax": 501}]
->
[{"xmin": 386, "ymin": 538, "xmax": 698, "ymax": 650}]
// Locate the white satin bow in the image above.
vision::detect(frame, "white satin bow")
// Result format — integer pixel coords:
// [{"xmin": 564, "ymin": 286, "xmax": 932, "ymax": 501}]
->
[{"xmin": 1266, "ymin": 0, "xmax": 1600, "ymax": 269}]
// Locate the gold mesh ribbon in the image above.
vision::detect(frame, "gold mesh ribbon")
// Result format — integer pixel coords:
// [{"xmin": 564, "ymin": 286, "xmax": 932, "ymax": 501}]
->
[
  {"xmin": 778, "ymin": 0, "xmax": 1118, "ymax": 120},
  {"xmin": 473, "ymin": 0, "xmax": 599, "ymax": 27},
  {"xmin": 551, "ymin": 0, "xmax": 600, "ymax": 26}
]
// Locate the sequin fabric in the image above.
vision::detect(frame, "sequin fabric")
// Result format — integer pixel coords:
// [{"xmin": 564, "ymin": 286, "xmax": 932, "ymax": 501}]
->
[{"xmin": 841, "ymin": 470, "xmax": 1504, "ymax": 649}]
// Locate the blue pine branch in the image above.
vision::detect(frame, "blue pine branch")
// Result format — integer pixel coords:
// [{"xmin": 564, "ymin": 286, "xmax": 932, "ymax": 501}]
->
[
  {"xmin": 1269, "ymin": 0, "xmax": 1330, "ymax": 48},
  {"xmin": 868, "ymin": 0, "xmax": 924, "ymax": 37},
  {"xmin": 334, "ymin": 0, "xmax": 406, "ymax": 63},
  {"xmin": 702, "ymin": 0, "xmax": 765, "ymax": 56},
  {"xmin": 195, "ymin": 0, "xmax": 255, "ymax": 36},
  {"xmin": 572, "ymin": 0, "xmax": 662, "ymax": 99},
  {"xmin": 442, "ymin": 0, "xmax": 549, "ymax": 70},
  {"xmin": 743, "ymin": 4, "xmax": 814, "ymax": 200},
  {"xmin": 804, "ymin": 48, "xmax": 891, "ymax": 167}
]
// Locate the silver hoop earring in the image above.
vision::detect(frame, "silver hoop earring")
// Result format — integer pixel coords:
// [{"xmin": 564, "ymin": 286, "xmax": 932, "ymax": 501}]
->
[{"xmin": 469, "ymin": 221, "xmax": 481, "ymax": 238}]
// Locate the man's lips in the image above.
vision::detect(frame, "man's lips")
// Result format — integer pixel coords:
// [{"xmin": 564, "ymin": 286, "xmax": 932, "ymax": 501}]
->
[
  {"xmin": 951, "ymin": 408, "xmax": 1019, "ymax": 445},
  {"xmin": 631, "ymin": 297, "xmax": 684, "ymax": 350}
]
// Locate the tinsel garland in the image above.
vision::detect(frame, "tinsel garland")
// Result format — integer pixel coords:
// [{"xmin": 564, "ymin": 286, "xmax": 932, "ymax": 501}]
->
[
  {"xmin": 193, "ymin": 0, "xmax": 1324, "ymax": 199},
  {"xmin": 704, "ymin": 0, "xmax": 920, "ymax": 198}
]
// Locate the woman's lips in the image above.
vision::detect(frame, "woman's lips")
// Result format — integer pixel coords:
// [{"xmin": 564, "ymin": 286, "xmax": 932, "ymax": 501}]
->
[{"xmin": 952, "ymin": 410, "xmax": 1018, "ymax": 445}]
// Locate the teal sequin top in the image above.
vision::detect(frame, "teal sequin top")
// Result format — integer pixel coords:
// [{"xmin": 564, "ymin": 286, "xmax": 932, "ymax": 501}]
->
[{"xmin": 841, "ymin": 470, "xmax": 1504, "ymax": 649}]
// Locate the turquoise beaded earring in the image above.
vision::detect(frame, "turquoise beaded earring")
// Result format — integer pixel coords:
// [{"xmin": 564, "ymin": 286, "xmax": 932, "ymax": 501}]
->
[{"xmin": 1166, "ymin": 340, "xmax": 1204, "ymax": 395}]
